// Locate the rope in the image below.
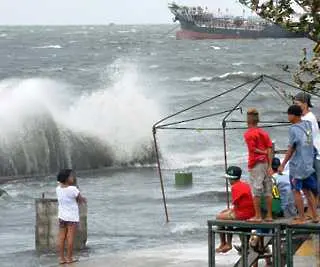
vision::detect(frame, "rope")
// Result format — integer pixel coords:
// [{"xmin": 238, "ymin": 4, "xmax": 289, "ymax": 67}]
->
[
  {"xmin": 153, "ymin": 76, "xmax": 262, "ymax": 128},
  {"xmin": 156, "ymin": 107, "xmax": 242, "ymax": 128},
  {"xmin": 157, "ymin": 123, "xmax": 291, "ymax": 131}
]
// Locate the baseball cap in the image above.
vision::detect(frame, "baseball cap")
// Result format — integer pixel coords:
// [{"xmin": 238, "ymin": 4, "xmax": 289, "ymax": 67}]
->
[
  {"xmin": 287, "ymin": 105, "xmax": 302, "ymax": 116},
  {"xmin": 294, "ymin": 92, "xmax": 313, "ymax": 108},
  {"xmin": 225, "ymin": 166, "xmax": 242, "ymax": 180}
]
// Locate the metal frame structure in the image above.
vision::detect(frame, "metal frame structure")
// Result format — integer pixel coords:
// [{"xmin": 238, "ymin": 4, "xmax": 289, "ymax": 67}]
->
[
  {"xmin": 208, "ymin": 219, "xmax": 282, "ymax": 267},
  {"xmin": 152, "ymin": 74, "xmax": 320, "ymax": 222},
  {"xmin": 286, "ymin": 224, "xmax": 320, "ymax": 267},
  {"xmin": 208, "ymin": 219, "xmax": 320, "ymax": 267}
]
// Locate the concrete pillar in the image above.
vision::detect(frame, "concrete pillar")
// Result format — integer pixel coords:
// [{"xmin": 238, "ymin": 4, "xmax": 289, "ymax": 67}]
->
[{"xmin": 35, "ymin": 198, "xmax": 87, "ymax": 252}]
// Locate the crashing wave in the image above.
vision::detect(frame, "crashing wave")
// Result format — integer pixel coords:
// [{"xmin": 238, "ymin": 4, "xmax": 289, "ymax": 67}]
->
[{"xmin": 0, "ymin": 62, "xmax": 158, "ymax": 176}]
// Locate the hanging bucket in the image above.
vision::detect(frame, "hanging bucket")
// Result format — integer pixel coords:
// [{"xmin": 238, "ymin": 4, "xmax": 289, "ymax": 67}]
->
[{"xmin": 175, "ymin": 172, "xmax": 193, "ymax": 186}]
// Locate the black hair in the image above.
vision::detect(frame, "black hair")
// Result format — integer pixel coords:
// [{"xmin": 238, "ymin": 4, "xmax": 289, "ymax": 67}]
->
[
  {"xmin": 287, "ymin": 104, "xmax": 302, "ymax": 117},
  {"xmin": 271, "ymin": 157, "xmax": 281, "ymax": 172},
  {"xmin": 57, "ymin": 169, "xmax": 73, "ymax": 184}
]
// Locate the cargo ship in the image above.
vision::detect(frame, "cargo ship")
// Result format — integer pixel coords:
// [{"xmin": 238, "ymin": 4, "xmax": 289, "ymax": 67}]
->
[{"xmin": 169, "ymin": 3, "xmax": 306, "ymax": 40}]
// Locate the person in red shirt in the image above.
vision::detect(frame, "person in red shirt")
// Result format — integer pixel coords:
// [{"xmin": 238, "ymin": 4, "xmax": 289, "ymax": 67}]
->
[
  {"xmin": 244, "ymin": 108, "xmax": 273, "ymax": 223},
  {"xmin": 216, "ymin": 166, "xmax": 255, "ymax": 253}
]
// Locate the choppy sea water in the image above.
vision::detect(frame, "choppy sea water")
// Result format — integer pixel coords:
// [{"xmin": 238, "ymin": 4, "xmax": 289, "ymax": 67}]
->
[{"xmin": 0, "ymin": 25, "xmax": 316, "ymax": 266}]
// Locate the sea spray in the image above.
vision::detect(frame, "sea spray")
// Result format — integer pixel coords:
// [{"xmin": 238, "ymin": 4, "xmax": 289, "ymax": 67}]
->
[{"xmin": 0, "ymin": 62, "xmax": 159, "ymax": 175}]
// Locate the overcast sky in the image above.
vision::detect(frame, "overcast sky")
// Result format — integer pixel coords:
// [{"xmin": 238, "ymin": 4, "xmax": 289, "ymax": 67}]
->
[{"xmin": 0, "ymin": 0, "xmax": 247, "ymax": 25}]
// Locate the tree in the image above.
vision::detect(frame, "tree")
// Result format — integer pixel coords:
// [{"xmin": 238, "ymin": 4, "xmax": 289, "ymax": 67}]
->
[{"xmin": 239, "ymin": 0, "xmax": 320, "ymax": 92}]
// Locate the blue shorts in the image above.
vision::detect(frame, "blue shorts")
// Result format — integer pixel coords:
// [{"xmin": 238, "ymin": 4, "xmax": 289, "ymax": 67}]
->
[{"xmin": 290, "ymin": 173, "xmax": 318, "ymax": 195}]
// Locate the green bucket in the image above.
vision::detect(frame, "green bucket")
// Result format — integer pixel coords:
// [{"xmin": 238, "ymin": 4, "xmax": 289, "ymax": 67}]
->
[
  {"xmin": 261, "ymin": 197, "xmax": 282, "ymax": 216},
  {"xmin": 175, "ymin": 172, "xmax": 193, "ymax": 186}
]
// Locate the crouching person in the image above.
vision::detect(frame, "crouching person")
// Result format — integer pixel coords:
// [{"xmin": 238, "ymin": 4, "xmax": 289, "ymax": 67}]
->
[{"xmin": 216, "ymin": 166, "xmax": 255, "ymax": 253}]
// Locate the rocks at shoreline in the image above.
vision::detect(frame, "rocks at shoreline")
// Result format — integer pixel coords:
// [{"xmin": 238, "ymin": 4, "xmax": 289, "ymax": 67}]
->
[{"xmin": 0, "ymin": 188, "xmax": 8, "ymax": 197}]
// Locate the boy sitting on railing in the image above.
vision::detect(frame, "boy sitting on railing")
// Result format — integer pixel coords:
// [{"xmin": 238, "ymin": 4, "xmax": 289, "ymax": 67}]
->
[{"xmin": 215, "ymin": 166, "xmax": 255, "ymax": 253}]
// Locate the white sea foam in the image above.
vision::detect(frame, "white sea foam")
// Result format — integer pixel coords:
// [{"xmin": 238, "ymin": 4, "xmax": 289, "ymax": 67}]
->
[
  {"xmin": 219, "ymin": 71, "xmax": 245, "ymax": 79},
  {"xmin": 186, "ymin": 76, "xmax": 213, "ymax": 82},
  {"xmin": 232, "ymin": 62, "xmax": 245, "ymax": 66},
  {"xmin": 170, "ymin": 222, "xmax": 202, "ymax": 234},
  {"xmin": 118, "ymin": 29, "xmax": 137, "ymax": 34},
  {"xmin": 32, "ymin": 45, "xmax": 62, "ymax": 49},
  {"xmin": 149, "ymin": 65, "xmax": 159, "ymax": 69},
  {"xmin": 210, "ymin": 46, "xmax": 221, "ymax": 50},
  {"xmin": 0, "ymin": 60, "xmax": 159, "ymax": 164}
]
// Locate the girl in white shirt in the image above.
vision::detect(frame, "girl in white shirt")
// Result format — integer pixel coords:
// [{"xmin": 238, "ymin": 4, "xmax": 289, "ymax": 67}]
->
[{"xmin": 56, "ymin": 169, "xmax": 86, "ymax": 264}]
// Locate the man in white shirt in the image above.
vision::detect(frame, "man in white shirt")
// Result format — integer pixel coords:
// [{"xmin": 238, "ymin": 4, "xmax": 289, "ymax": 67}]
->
[{"xmin": 294, "ymin": 92, "xmax": 320, "ymax": 198}]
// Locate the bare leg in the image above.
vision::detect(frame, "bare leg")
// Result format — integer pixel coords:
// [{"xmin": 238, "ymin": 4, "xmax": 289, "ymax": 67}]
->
[
  {"xmin": 248, "ymin": 196, "xmax": 262, "ymax": 222},
  {"xmin": 57, "ymin": 227, "xmax": 67, "ymax": 263},
  {"xmin": 216, "ymin": 211, "xmax": 234, "ymax": 253},
  {"xmin": 265, "ymin": 196, "xmax": 273, "ymax": 221},
  {"xmin": 227, "ymin": 233, "xmax": 233, "ymax": 247},
  {"xmin": 218, "ymin": 233, "xmax": 233, "ymax": 253},
  {"xmin": 292, "ymin": 190, "xmax": 306, "ymax": 224},
  {"xmin": 303, "ymin": 189, "xmax": 318, "ymax": 222},
  {"xmin": 216, "ymin": 232, "xmax": 226, "ymax": 252},
  {"xmin": 66, "ymin": 224, "xmax": 77, "ymax": 262}
]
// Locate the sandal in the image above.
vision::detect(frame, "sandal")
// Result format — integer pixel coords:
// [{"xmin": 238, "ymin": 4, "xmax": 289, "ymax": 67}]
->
[
  {"xmin": 247, "ymin": 217, "xmax": 263, "ymax": 223},
  {"xmin": 291, "ymin": 218, "xmax": 306, "ymax": 225},
  {"xmin": 264, "ymin": 217, "xmax": 273, "ymax": 222},
  {"xmin": 66, "ymin": 258, "xmax": 79, "ymax": 264}
]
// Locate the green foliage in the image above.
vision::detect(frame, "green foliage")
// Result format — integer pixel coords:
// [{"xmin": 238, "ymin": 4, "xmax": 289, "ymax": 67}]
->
[
  {"xmin": 239, "ymin": 0, "xmax": 320, "ymax": 41},
  {"xmin": 239, "ymin": 0, "xmax": 320, "ymax": 91}
]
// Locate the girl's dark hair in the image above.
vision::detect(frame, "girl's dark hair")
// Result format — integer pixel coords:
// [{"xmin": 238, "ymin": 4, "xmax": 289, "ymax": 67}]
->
[{"xmin": 57, "ymin": 169, "xmax": 73, "ymax": 184}]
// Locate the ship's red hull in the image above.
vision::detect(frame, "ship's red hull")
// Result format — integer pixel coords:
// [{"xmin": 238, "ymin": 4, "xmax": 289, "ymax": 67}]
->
[{"xmin": 176, "ymin": 30, "xmax": 241, "ymax": 40}]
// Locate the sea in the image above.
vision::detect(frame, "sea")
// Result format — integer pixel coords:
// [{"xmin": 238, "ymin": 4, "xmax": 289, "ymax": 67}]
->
[{"xmin": 0, "ymin": 25, "xmax": 316, "ymax": 267}]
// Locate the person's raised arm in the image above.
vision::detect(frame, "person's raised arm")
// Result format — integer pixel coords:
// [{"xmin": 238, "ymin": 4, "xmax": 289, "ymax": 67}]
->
[{"xmin": 76, "ymin": 193, "xmax": 87, "ymax": 204}]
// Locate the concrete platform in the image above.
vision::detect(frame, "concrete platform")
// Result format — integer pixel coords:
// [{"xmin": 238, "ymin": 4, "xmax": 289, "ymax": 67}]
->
[
  {"xmin": 54, "ymin": 244, "xmax": 239, "ymax": 267},
  {"xmin": 52, "ymin": 250, "xmax": 319, "ymax": 267}
]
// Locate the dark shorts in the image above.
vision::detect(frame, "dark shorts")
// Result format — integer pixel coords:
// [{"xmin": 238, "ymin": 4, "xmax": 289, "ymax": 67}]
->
[
  {"xmin": 290, "ymin": 173, "xmax": 318, "ymax": 195},
  {"xmin": 59, "ymin": 219, "xmax": 79, "ymax": 228}
]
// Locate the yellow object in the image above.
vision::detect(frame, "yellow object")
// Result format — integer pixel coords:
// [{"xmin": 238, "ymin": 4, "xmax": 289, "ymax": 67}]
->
[
  {"xmin": 295, "ymin": 239, "xmax": 316, "ymax": 257},
  {"xmin": 314, "ymin": 42, "xmax": 320, "ymax": 54}
]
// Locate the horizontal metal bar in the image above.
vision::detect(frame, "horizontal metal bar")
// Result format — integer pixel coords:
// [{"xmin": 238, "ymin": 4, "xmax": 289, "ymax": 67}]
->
[
  {"xmin": 157, "ymin": 123, "xmax": 290, "ymax": 131},
  {"xmin": 208, "ymin": 220, "xmax": 283, "ymax": 229},
  {"xmin": 212, "ymin": 229, "xmax": 277, "ymax": 237}
]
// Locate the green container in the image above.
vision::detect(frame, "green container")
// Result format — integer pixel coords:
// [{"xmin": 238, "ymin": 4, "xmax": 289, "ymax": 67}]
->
[
  {"xmin": 261, "ymin": 197, "xmax": 282, "ymax": 216},
  {"xmin": 175, "ymin": 172, "xmax": 193, "ymax": 186}
]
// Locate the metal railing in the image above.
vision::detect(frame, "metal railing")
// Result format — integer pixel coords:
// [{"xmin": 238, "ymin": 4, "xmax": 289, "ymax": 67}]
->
[
  {"xmin": 208, "ymin": 219, "xmax": 320, "ymax": 267},
  {"xmin": 208, "ymin": 220, "xmax": 282, "ymax": 267}
]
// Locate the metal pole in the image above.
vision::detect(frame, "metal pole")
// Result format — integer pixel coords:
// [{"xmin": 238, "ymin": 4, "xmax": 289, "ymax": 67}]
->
[
  {"xmin": 241, "ymin": 233, "xmax": 249, "ymax": 267},
  {"xmin": 153, "ymin": 127, "xmax": 169, "ymax": 223},
  {"xmin": 286, "ymin": 228, "xmax": 293, "ymax": 267},
  {"xmin": 222, "ymin": 120, "xmax": 230, "ymax": 208},
  {"xmin": 275, "ymin": 227, "xmax": 281, "ymax": 267},
  {"xmin": 272, "ymin": 229, "xmax": 276, "ymax": 267},
  {"xmin": 208, "ymin": 222, "xmax": 213, "ymax": 267},
  {"xmin": 212, "ymin": 227, "xmax": 216, "ymax": 267}
]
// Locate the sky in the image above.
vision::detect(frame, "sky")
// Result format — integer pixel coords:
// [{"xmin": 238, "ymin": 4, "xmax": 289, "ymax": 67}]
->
[{"xmin": 0, "ymin": 0, "xmax": 247, "ymax": 25}]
